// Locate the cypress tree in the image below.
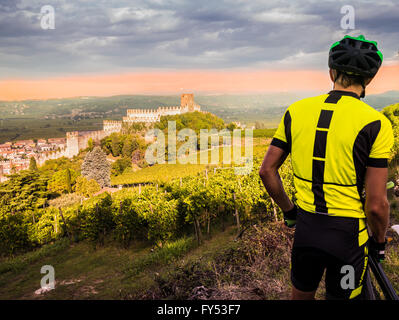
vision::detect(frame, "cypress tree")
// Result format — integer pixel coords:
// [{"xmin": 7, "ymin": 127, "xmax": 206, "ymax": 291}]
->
[
  {"xmin": 66, "ymin": 168, "xmax": 72, "ymax": 193},
  {"xmin": 81, "ymin": 147, "xmax": 111, "ymax": 188},
  {"xmin": 29, "ymin": 157, "xmax": 38, "ymax": 171}
]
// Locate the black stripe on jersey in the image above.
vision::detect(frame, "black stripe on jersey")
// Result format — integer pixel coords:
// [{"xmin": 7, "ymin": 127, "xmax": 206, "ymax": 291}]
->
[
  {"xmin": 270, "ymin": 138, "xmax": 289, "ymax": 153},
  {"xmin": 325, "ymin": 90, "xmax": 360, "ymax": 103},
  {"xmin": 353, "ymin": 120, "xmax": 381, "ymax": 201},
  {"xmin": 311, "ymin": 107, "xmax": 335, "ymax": 214},
  {"xmin": 324, "ymin": 92, "xmax": 342, "ymax": 104},
  {"xmin": 317, "ymin": 110, "xmax": 334, "ymax": 128},
  {"xmin": 284, "ymin": 110, "xmax": 292, "ymax": 153},
  {"xmin": 313, "ymin": 130, "xmax": 328, "ymax": 158},
  {"xmin": 367, "ymin": 157, "xmax": 388, "ymax": 168},
  {"xmin": 312, "ymin": 160, "xmax": 328, "ymax": 213}
]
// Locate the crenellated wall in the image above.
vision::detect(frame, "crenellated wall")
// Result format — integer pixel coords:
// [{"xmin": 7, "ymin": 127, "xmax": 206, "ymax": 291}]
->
[
  {"xmin": 103, "ymin": 120, "xmax": 122, "ymax": 133},
  {"xmin": 36, "ymin": 149, "xmax": 68, "ymax": 165},
  {"xmin": 62, "ymin": 93, "xmax": 201, "ymax": 159},
  {"xmin": 65, "ymin": 130, "xmax": 107, "ymax": 158}
]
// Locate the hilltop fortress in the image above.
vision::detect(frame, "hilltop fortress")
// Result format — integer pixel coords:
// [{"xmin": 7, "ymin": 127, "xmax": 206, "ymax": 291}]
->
[
  {"xmin": 103, "ymin": 93, "xmax": 200, "ymax": 131},
  {"xmin": 63, "ymin": 94, "xmax": 201, "ymax": 159}
]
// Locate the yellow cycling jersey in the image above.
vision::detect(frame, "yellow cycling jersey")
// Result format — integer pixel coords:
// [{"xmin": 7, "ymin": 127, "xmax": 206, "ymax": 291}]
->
[{"xmin": 271, "ymin": 90, "xmax": 394, "ymax": 219}]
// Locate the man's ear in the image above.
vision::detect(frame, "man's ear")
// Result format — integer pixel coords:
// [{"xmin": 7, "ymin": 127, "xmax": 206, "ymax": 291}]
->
[{"xmin": 329, "ymin": 69, "xmax": 335, "ymax": 82}]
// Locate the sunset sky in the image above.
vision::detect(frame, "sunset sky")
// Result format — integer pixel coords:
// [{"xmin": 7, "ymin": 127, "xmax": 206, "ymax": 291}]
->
[{"xmin": 0, "ymin": 0, "xmax": 398, "ymax": 100}]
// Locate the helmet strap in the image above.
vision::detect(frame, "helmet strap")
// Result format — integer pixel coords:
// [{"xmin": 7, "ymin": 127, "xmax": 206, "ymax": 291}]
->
[{"xmin": 360, "ymin": 78, "xmax": 366, "ymax": 99}]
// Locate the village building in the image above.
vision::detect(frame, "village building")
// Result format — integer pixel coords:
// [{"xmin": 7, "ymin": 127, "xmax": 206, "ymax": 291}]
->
[{"xmin": 0, "ymin": 94, "xmax": 201, "ymax": 181}]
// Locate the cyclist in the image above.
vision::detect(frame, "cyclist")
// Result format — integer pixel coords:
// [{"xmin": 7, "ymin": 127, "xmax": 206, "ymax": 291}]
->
[{"xmin": 259, "ymin": 35, "xmax": 394, "ymax": 300}]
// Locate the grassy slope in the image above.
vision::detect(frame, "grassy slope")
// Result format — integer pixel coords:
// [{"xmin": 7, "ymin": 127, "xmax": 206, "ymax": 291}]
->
[
  {"xmin": 0, "ymin": 226, "xmax": 237, "ymax": 300},
  {"xmin": 1, "ymin": 220, "xmax": 398, "ymax": 300},
  {"xmin": 111, "ymin": 139, "xmax": 269, "ymax": 186},
  {"xmin": 1, "ymin": 137, "xmax": 398, "ymax": 299}
]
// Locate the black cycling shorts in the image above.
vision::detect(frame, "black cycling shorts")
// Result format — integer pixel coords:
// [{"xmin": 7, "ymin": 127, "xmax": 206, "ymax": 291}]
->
[{"xmin": 291, "ymin": 207, "xmax": 369, "ymax": 300}]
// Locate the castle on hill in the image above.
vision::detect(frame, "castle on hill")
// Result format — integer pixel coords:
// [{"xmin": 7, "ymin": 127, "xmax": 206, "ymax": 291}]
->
[
  {"xmin": 103, "ymin": 93, "xmax": 200, "ymax": 132},
  {"xmin": 64, "ymin": 94, "xmax": 201, "ymax": 158}
]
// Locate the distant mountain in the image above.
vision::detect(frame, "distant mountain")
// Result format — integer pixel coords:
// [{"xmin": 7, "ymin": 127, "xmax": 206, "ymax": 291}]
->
[
  {"xmin": 0, "ymin": 95, "xmax": 182, "ymax": 119},
  {"xmin": 364, "ymin": 90, "xmax": 399, "ymax": 110},
  {"xmin": 0, "ymin": 90, "xmax": 397, "ymax": 126}
]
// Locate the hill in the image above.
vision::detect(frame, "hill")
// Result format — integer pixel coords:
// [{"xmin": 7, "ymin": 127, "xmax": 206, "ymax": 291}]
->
[
  {"xmin": 0, "ymin": 98, "xmax": 399, "ymax": 300},
  {"xmin": 1, "ymin": 91, "xmax": 398, "ymax": 143},
  {"xmin": 365, "ymin": 91, "xmax": 399, "ymax": 110}
]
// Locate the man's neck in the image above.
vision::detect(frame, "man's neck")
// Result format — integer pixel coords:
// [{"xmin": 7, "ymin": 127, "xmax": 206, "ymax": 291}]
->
[{"xmin": 333, "ymin": 84, "xmax": 363, "ymax": 98}]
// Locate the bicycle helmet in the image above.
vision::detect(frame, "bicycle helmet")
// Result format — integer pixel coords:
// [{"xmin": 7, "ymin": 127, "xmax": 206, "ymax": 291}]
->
[{"xmin": 329, "ymin": 35, "xmax": 383, "ymax": 78}]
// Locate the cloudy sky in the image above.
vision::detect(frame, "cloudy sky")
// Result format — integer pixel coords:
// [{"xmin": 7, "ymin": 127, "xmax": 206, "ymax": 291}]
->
[{"xmin": 0, "ymin": 0, "xmax": 398, "ymax": 100}]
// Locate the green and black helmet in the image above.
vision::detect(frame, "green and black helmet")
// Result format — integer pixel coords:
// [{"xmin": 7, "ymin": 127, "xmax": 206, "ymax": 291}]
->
[{"xmin": 329, "ymin": 35, "xmax": 383, "ymax": 79}]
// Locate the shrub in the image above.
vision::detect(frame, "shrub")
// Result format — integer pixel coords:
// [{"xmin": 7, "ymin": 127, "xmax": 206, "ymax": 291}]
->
[{"xmin": 74, "ymin": 176, "xmax": 101, "ymax": 197}]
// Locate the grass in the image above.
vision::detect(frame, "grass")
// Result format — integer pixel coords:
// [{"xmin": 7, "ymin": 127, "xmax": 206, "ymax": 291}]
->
[
  {"xmin": 1, "ymin": 220, "xmax": 398, "ymax": 300},
  {"xmin": 111, "ymin": 163, "xmax": 209, "ymax": 185},
  {"xmin": 252, "ymin": 128, "xmax": 276, "ymax": 138},
  {"xmin": 0, "ymin": 225, "xmax": 237, "ymax": 300},
  {"xmin": 0, "ymin": 238, "xmax": 70, "ymax": 275},
  {"xmin": 138, "ymin": 222, "xmax": 294, "ymax": 300},
  {"xmin": 381, "ymin": 234, "xmax": 399, "ymax": 294},
  {"xmin": 124, "ymin": 237, "xmax": 196, "ymax": 276},
  {"xmin": 111, "ymin": 140, "xmax": 270, "ymax": 186}
]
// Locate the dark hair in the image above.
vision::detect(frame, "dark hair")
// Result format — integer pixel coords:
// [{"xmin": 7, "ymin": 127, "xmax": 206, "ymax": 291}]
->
[{"xmin": 331, "ymin": 69, "xmax": 369, "ymax": 88}]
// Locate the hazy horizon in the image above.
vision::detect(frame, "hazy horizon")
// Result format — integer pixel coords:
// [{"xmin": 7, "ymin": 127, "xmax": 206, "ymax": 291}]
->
[{"xmin": 1, "ymin": 1, "xmax": 398, "ymax": 100}]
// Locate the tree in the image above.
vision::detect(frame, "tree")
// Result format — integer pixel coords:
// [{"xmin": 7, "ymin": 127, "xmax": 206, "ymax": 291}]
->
[
  {"xmin": 100, "ymin": 136, "xmax": 112, "ymax": 155},
  {"xmin": 87, "ymin": 138, "xmax": 94, "ymax": 151},
  {"xmin": 226, "ymin": 122, "xmax": 238, "ymax": 131},
  {"xmin": 111, "ymin": 134, "xmax": 122, "ymax": 157},
  {"xmin": 74, "ymin": 176, "xmax": 101, "ymax": 197},
  {"xmin": 29, "ymin": 157, "xmax": 38, "ymax": 171},
  {"xmin": 122, "ymin": 136, "xmax": 136, "ymax": 158},
  {"xmin": 66, "ymin": 168, "xmax": 72, "ymax": 193},
  {"xmin": 112, "ymin": 157, "xmax": 132, "ymax": 176},
  {"xmin": 47, "ymin": 168, "xmax": 78, "ymax": 195},
  {"xmin": 81, "ymin": 146, "xmax": 111, "ymax": 188},
  {"xmin": 0, "ymin": 170, "xmax": 49, "ymax": 212}
]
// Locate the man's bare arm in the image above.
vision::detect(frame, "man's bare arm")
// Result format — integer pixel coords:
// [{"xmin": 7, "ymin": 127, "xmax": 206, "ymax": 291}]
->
[
  {"xmin": 364, "ymin": 166, "xmax": 390, "ymax": 243},
  {"xmin": 259, "ymin": 145, "xmax": 293, "ymax": 212}
]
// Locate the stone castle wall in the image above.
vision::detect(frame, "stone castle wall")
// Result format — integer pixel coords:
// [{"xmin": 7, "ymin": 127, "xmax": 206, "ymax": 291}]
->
[
  {"xmin": 65, "ymin": 93, "xmax": 200, "ymax": 159},
  {"xmin": 124, "ymin": 94, "xmax": 200, "ymax": 123},
  {"xmin": 65, "ymin": 130, "xmax": 107, "ymax": 158},
  {"xmin": 103, "ymin": 120, "xmax": 122, "ymax": 133},
  {"xmin": 36, "ymin": 149, "xmax": 68, "ymax": 166}
]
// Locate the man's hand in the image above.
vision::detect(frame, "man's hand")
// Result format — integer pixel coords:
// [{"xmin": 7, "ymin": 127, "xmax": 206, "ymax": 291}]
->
[
  {"xmin": 369, "ymin": 237, "xmax": 387, "ymax": 262},
  {"xmin": 283, "ymin": 204, "xmax": 297, "ymax": 228}
]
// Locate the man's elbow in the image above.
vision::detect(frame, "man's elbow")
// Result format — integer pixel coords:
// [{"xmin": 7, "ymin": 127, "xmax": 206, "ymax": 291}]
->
[
  {"xmin": 259, "ymin": 166, "xmax": 275, "ymax": 179},
  {"xmin": 366, "ymin": 197, "xmax": 389, "ymax": 218}
]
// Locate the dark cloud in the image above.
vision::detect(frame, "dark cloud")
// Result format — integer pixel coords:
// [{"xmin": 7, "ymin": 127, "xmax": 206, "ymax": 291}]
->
[{"xmin": 0, "ymin": 0, "xmax": 397, "ymax": 77}]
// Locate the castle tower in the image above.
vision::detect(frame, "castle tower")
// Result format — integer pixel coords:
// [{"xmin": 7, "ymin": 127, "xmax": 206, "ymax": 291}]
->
[
  {"xmin": 181, "ymin": 93, "xmax": 194, "ymax": 112},
  {"xmin": 66, "ymin": 131, "xmax": 79, "ymax": 158}
]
